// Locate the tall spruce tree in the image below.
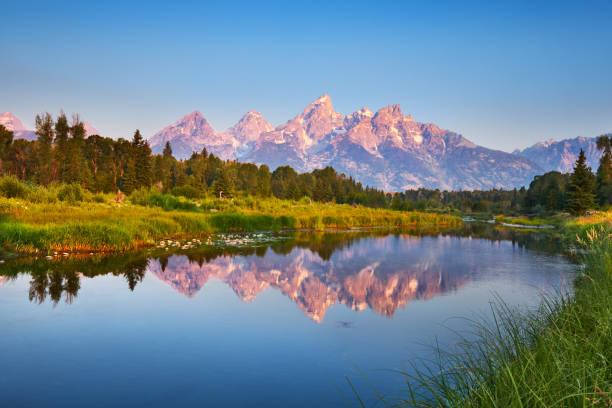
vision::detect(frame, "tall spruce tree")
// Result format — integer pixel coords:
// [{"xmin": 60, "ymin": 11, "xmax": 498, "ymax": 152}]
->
[
  {"xmin": 54, "ymin": 112, "xmax": 70, "ymax": 182},
  {"xmin": 67, "ymin": 116, "xmax": 92, "ymax": 186},
  {"xmin": 213, "ymin": 167, "xmax": 234, "ymax": 199},
  {"xmin": 123, "ymin": 130, "xmax": 152, "ymax": 193},
  {"xmin": 34, "ymin": 113, "xmax": 54, "ymax": 185},
  {"xmin": 0, "ymin": 125, "xmax": 13, "ymax": 176},
  {"xmin": 256, "ymin": 164, "xmax": 271, "ymax": 197},
  {"xmin": 163, "ymin": 141, "xmax": 173, "ymax": 158},
  {"xmin": 595, "ymin": 135, "xmax": 612, "ymax": 206},
  {"xmin": 566, "ymin": 149, "xmax": 596, "ymax": 215},
  {"xmin": 133, "ymin": 130, "xmax": 152, "ymax": 189}
]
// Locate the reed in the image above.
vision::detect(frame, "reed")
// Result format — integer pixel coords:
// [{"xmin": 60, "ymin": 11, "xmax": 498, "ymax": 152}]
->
[
  {"xmin": 384, "ymin": 214, "xmax": 612, "ymax": 407},
  {"xmin": 0, "ymin": 185, "xmax": 461, "ymax": 253}
]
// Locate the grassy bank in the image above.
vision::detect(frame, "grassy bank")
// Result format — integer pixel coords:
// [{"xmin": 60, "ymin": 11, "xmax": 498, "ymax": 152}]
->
[
  {"xmin": 394, "ymin": 212, "xmax": 611, "ymax": 407},
  {"xmin": 0, "ymin": 189, "xmax": 460, "ymax": 254},
  {"xmin": 494, "ymin": 215, "xmax": 557, "ymax": 227}
]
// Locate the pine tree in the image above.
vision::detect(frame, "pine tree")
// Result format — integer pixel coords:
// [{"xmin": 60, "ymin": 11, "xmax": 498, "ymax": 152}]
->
[
  {"xmin": 34, "ymin": 113, "xmax": 54, "ymax": 185},
  {"xmin": 566, "ymin": 149, "xmax": 596, "ymax": 215},
  {"xmin": 54, "ymin": 112, "xmax": 70, "ymax": 182},
  {"xmin": 123, "ymin": 161, "xmax": 136, "ymax": 194},
  {"xmin": 163, "ymin": 141, "xmax": 173, "ymax": 158},
  {"xmin": 213, "ymin": 167, "xmax": 234, "ymax": 199},
  {"xmin": 595, "ymin": 135, "xmax": 612, "ymax": 206},
  {"xmin": 66, "ymin": 116, "xmax": 92, "ymax": 186},
  {"xmin": 124, "ymin": 130, "xmax": 152, "ymax": 192},
  {"xmin": 0, "ymin": 125, "xmax": 13, "ymax": 176},
  {"xmin": 314, "ymin": 179, "xmax": 333, "ymax": 202},
  {"xmin": 134, "ymin": 134, "xmax": 152, "ymax": 189},
  {"xmin": 287, "ymin": 181, "xmax": 300, "ymax": 200},
  {"xmin": 256, "ymin": 164, "xmax": 271, "ymax": 196}
]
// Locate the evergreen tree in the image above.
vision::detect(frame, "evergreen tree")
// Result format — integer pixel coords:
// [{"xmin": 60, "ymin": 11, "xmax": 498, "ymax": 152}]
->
[
  {"xmin": 566, "ymin": 149, "xmax": 596, "ymax": 215},
  {"xmin": 256, "ymin": 164, "xmax": 271, "ymax": 196},
  {"xmin": 595, "ymin": 135, "xmax": 612, "ymax": 206},
  {"xmin": 54, "ymin": 112, "xmax": 70, "ymax": 182},
  {"xmin": 133, "ymin": 130, "xmax": 152, "ymax": 189},
  {"xmin": 391, "ymin": 194, "xmax": 404, "ymax": 210},
  {"xmin": 237, "ymin": 163, "xmax": 259, "ymax": 195},
  {"xmin": 123, "ymin": 158, "xmax": 136, "ymax": 194},
  {"xmin": 163, "ymin": 141, "xmax": 173, "ymax": 158},
  {"xmin": 66, "ymin": 115, "xmax": 92, "ymax": 186},
  {"xmin": 122, "ymin": 130, "xmax": 152, "ymax": 193},
  {"xmin": 34, "ymin": 113, "xmax": 54, "ymax": 185},
  {"xmin": 314, "ymin": 178, "xmax": 333, "ymax": 202},
  {"xmin": 286, "ymin": 181, "xmax": 300, "ymax": 200},
  {"xmin": 0, "ymin": 125, "xmax": 13, "ymax": 175},
  {"xmin": 213, "ymin": 167, "xmax": 234, "ymax": 199},
  {"xmin": 158, "ymin": 141, "xmax": 174, "ymax": 190}
]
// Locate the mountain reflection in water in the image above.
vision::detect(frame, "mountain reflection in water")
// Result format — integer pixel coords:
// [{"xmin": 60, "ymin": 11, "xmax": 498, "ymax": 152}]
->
[{"xmin": 0, "ymin": 226, "xmax": 569, "ymax": 322}]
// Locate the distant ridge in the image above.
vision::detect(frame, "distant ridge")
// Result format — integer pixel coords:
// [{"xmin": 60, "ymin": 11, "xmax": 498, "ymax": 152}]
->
[
  {"xmin": 149, "ymin": 95, "xmax": 542, "ymax": 191},
  {"xmin": 514, "ymin": 135, "xmax": 607, "ymax": 174}
]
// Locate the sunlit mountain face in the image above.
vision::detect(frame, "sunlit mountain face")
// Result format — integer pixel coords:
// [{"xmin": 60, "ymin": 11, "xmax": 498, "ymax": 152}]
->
[
  {"xmin": 1, "ymin": 227, "xmax": 569, "ymax": 322},
  {"xmin": 148, "ymin": 95, "xmax": 543, "ymax": 191}
]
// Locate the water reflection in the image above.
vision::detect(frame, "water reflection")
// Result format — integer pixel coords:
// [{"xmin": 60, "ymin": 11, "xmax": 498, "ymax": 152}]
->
[{"xmin": 0, "ymin": 225, "xmax": 570, "ymax": 321}]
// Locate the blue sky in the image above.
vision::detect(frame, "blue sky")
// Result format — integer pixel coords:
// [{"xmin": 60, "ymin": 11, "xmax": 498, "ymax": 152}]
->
[{"xmin": 1, "ymin": 0, "xmax": 611, "ymax": 151}]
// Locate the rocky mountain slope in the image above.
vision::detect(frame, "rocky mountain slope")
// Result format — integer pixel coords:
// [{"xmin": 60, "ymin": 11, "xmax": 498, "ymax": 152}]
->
[
  {"xmin": 150, "ymin": 95, "xmax": 543, "ymax": 191},
  {"xmin": 149, "ymin": 110, "xmax": 274, "ymax": 159},
  {"xmin": 514, "ymin": 136, "xmax": 606, "ymax": 173}
]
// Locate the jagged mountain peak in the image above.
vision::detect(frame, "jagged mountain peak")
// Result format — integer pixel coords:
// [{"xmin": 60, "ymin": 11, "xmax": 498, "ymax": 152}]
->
[
  {"xmin": 149, "ymin": 110, "xmax": 219, "ymax": 158},
  {"xmin": 350, "ymin": 107, "xmax": 374, "ymax": 119},
  {"xmin": 300, "ymin": 94, "xmax": 338, "ymax": 118},
  {"xmin": 308, "ymin": 93, "xmax": 332, "ymax": 108},
  {"xmin": 149, "ymin": 96, "xmax": 549, "ymax": 190},
  {"xmin": 515, "ymin": 135, "xmax": 605, "ymax": 173},
  {"xmin": 230, "ymin": 110, "xmax": 274, "ymax": 144},
  {"xmin": 296, "ymin": 94, "xmax": 344, "ymax": 143},
  {"xmin": 373, "ymin": 104, "xmax": 404, "ymax": 121},
  {"xmin": 178, "ymin": 111, "xmax": 210, "ymax": 128},
  {"xmin": 241, "ymin": 110, "xmax": 265, "ymax": 120}
]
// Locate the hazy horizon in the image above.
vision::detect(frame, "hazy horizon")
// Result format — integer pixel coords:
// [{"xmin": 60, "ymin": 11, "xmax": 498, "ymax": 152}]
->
[{"xmin": 2, "ymin": 0, "xmax": 611, "ymax": 151}]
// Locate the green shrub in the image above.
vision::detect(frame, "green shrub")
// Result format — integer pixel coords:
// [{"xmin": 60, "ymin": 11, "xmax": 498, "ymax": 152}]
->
[
  {"xmin": 131, "ymin": 188, "xmax": 198, "ymax": 212},
  {"xmin": 0, "ymin": 176, "xmax": 30, "ymax": 199},
  {"xmin": 171, "ymin": 185, "xmax": 200, "ymax": 199},
  {"xmin": 58, "ymin": 183, "xmax": 84, "ymax": 203},
  {"xmin": 27, "ymin": 185, "xmax": 58, "ymax": 203},
  {"xmin": 91, "ymin": 193, "xmax": 106, "ymax": 203}
]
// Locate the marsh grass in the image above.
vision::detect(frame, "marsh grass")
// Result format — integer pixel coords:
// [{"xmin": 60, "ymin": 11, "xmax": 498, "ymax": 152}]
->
[
  {"xmin": 495, "ymin": 216, "xmax": 555, "ymax": 227},
  {"xmin": 0, "ymin": 186, "xmax": 461, "ymax": 253},
  {"xmin": 378, "ymin": 219, "xmax": 612, "ymax": 407}
]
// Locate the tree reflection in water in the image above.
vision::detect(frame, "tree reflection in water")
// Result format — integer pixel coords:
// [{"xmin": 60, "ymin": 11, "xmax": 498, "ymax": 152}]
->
[{"xmin": 1, "ymin": 225, "xmax": 569, "ymax": 319}]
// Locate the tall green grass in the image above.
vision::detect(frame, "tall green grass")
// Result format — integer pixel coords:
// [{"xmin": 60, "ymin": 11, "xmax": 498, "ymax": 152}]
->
[
  {"xmin": 0, "ymin": 182, "xmax": 461, "ymax": 253},
  {"xmin": 388, "ymin": 222, "xmax": 611, "ymax": 407}
]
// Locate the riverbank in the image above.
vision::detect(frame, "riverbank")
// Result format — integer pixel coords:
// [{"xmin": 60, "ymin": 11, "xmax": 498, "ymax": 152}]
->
[
  {"xmin": 397, "ymin": 211, "xmax": 611, "ymax": 407},
  {"xmin": 0, "ymin": 193, "xmax": 461, "ymax": 254}
]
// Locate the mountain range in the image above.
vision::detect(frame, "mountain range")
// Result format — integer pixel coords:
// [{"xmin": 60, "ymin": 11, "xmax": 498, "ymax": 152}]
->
[
  {"xmin": 149, "ymin": 95, "xmax": 606, "ymax": 191},
  {"xmin": 2, "ymin": 100, "xmax": 607, "ymax": 191},
  {"xmin": 513, "ymin": 136, "xmax": 605, "ymax": 174}
]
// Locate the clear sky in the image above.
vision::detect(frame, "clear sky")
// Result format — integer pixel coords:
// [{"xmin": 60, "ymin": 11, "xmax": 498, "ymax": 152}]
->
[{"xmin": 1, "ymin": 0, "xmax": 611, "ymax": 152}]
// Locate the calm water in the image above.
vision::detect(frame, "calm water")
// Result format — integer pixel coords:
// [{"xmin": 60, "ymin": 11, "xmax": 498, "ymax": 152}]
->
[{"xmin": 0, "ymin": 226, "xmax": 576, "ymax": 407}]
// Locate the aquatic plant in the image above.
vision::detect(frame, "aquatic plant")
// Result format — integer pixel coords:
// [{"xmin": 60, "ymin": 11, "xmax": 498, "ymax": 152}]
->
[
  {"xmin": 383, "ymin": 217, "xmax": 611, "ymax": 407},
  {"xmin": 0, "ymin": 189, "xmax": 461, "ymax": 253}
]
